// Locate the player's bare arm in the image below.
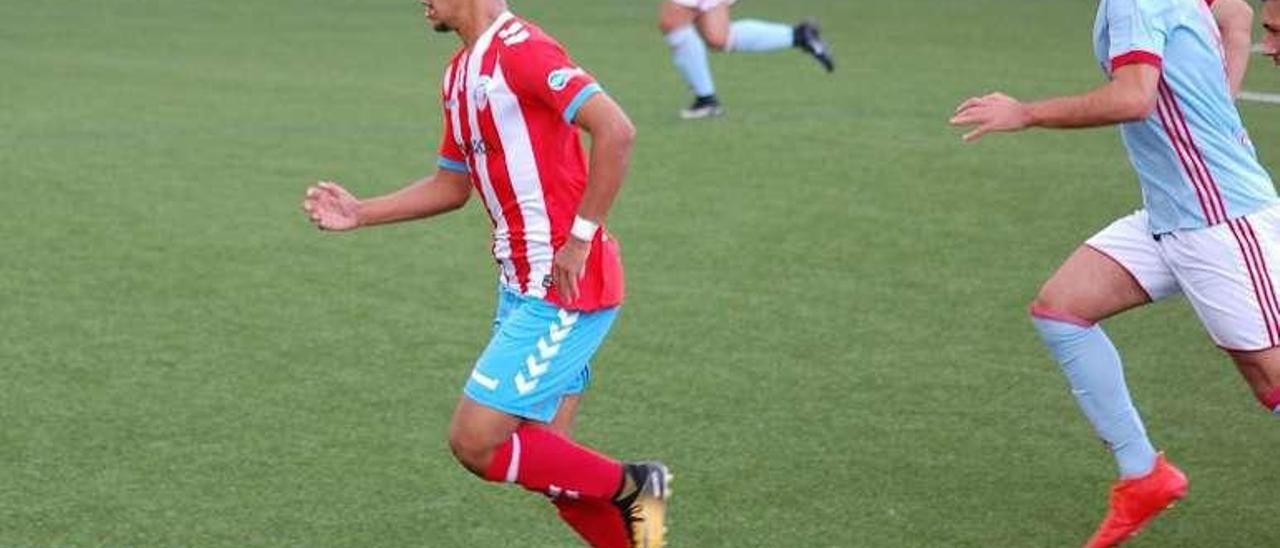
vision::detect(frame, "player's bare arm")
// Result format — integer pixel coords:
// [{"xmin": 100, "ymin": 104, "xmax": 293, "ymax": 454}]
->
[
  {"xmin": 551, "ymin": 93, "xmax": 636, "ymax": 303},
  {"xmin": 301, "ymin": 169, "xmax": 471, "ymax": 231},
  {"xmin": 1212, "ymin": 0, "xmax": 1254, "ymax": 96},
  {"xmin": 949, "ymin": 64, "xmax": 1160, "ymax": 142}
]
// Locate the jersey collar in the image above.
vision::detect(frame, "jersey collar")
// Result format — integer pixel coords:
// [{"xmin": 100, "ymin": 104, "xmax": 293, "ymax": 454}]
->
[{"xmin": 470, "ymin": 11, "xmax": 515, "ymax": 53}]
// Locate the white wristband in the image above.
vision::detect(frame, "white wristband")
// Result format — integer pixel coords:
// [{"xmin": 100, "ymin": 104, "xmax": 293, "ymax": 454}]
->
[{"xmin": 570, "ymin": 215, "xmax": 599, "ymax": 242}]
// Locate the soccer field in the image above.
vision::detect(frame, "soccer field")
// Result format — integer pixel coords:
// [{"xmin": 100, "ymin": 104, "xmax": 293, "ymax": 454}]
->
[{"xmin": 3, "ymin": 0, "xmax": 1279, "ymax": 546}]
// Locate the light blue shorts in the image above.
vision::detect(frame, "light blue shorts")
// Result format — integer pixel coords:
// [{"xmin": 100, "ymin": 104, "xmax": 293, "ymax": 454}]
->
[{"xmin": 463, "ymin": 287, "xmax": 620, "ymax": 423}]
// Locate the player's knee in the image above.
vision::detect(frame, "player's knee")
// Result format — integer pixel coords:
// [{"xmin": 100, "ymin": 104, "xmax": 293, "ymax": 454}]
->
[
  {"xmin": 1029, "ymin": 292, "xmax": 1064, "ymax": 318},
  {"xmin": 704, "ymin": 33, "xmax": 730, "ymax": 51},
  {"xmin": 1030, "ymin": 284, "xmax": 1084, "ymax": 319},
  {"xmin": 657, "ymin": 5, "xmax": 690, "ymax": 34},
  {"xmin": 447, "ymin": 429, "xmax": 492, "ymax": 477},
  {"xmin": 658, "ymin": 16, "xmax": 686, "ymax": 34},
  {"xmin": 1028, "ymin": 293, "xmax": 1097, "ymax": 329}
]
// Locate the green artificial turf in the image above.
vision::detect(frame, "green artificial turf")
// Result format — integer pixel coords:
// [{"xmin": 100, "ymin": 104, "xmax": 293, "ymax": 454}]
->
[{"xmin": 2, "ymin": 0, "xmax": 1278, "ymax": 545}]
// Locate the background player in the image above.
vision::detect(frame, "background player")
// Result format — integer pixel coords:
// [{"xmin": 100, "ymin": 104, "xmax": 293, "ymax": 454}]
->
[
  {"xmin": 303, "ymin": 1, "xmax": 669, "ymax": 546},
  {"xmin": 658, "ymin": 0, "xmax": 834, "ymax": 119},
  {"xmin": 1264, "ymin": 0, "xmax": 1280, "ymax": 65},
  {"xmin": 950, "ymin": 0, "xmax": 1279, "ymax": 546},
  {"xmin": 1208, "ymin": 0, "xmax": 1256, "ymax": 94}
]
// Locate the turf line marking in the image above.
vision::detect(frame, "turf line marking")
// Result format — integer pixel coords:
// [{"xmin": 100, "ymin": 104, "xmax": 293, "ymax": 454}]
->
[{"xmin": 1240, "ymin": 91, "xmax": 1280, "ymax": 105}]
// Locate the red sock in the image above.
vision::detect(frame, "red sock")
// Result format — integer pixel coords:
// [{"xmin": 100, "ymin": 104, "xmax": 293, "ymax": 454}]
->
[
  {"xmin": 1262, "ymin": 386, "xmax": 1280, "ymax": 413},
  {"xmin": 483, "ymin": 424, "xmax": 624, "ymax": 501},
  {"xmin": 554, "ymin": 499, "xmax": 630, "ymax": 548}
]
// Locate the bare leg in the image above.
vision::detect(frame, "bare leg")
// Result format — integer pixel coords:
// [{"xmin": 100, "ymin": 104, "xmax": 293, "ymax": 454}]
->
[
  {"xmin": 1226, "ymin": 348, "xmax": 1280, "ymax": 411},
  {"xmin": 657, "ymin": 1, "xmax": 698, "ymax": 34},
  {"xmin": 548, "ymin": 395, "xmax": 581, "ymax": 436},
  {"xmin": 447, "ymin": 393, "xmax": 585, "ymax": 477},
  {"xmin": 694, "ymin": 4, "xmax": 732, "ymax": 51},
  {"xmin": 1033, "ymin": 245, "xmax": 1151, "ymax": 322},
  {"xmin": 1031, "ymin": 245, "xmax": 1160, "ymax": 479},
  {"xmin": 447, "ymin": 396, "xmax": 522, "ymax": 477},
  {"xmin": 659, "ymin": 0, "xmax": 719, "ymax": 107}
]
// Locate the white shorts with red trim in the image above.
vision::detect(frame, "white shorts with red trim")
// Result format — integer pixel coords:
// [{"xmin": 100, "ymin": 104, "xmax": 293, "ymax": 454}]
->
[
  {"xmin": 670, "ymin": 0, "xmax": 736, "ymax": 12},
  {"xmin": 1086, "ymin": 205, "xmax": 1280, "ymax": 351}
]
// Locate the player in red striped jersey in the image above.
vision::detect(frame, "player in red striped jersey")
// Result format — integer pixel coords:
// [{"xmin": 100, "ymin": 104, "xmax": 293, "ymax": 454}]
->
[{"xmin": 303, "ymin": 1, "xmax": 668, "ymax": 546}]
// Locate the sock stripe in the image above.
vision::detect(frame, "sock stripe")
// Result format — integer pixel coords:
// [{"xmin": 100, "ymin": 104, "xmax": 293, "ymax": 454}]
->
[
  {"xmin": 1029, "ymin": 304, "xmax": 1095, "ymax": 327},
  {"xmin": 1262, "ymin": 386, "xmax": 1280, "ymax": 414},
  {"xmin": 505, "ymin": 432, "xmax": 522, "ymax": 483}
]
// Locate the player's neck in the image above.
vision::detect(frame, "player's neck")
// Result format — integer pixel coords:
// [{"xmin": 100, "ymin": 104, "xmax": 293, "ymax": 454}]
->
[{"xmin": 455, "ymin": 1, "xmax": 509, "ymax": 49}]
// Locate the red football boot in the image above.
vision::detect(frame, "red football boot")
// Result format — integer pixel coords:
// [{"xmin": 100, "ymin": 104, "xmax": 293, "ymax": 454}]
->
[{"xmin": 1085, "ymin": 454, "xmax": 1188, "ymax": 548}]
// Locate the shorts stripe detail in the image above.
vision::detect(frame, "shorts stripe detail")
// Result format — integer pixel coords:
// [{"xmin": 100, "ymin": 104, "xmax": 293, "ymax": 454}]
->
[
  {"xmin": 1241, "ymin": 219, "xmax": 1280, "ymax": 344},
  {"xmin": 1228, "ymin": 218, "xmax": 1280, "ymax": 346},
  {"xmin": 1157, "ymin": 80, "xmax": 1227, "ymax": 225},
  {"xmin": 1226, "ymin": 220, "xmax": 1276, "ymax": 345},
  {"xmin": 505, "ymin": 432, "xmax": 522, "ymax": 483}
]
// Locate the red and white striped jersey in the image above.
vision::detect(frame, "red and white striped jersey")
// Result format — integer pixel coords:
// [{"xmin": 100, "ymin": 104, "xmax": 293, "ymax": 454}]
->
[{"xmin": 436, "ymin": 12, "xmax": 624, "ymax": 312}]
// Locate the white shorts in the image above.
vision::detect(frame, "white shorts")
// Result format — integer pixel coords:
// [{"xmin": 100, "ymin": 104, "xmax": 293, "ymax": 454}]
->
[
  {"xmin": 670, "ymin": 0, "xmax": 736, "ymax": 12},
  {"xmin": 1086, "ymin": 204, "xmax": 1280, "ymax": 351}
]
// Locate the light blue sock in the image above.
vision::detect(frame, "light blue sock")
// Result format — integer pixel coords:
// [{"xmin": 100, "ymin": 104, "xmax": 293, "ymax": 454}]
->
[
  {"xmin": 665, "ymin": 25, "xmax": 715, "ymax": 97},
  {"xmin": 727, "ymin": 20, "xmax": 794, "ymax": 53},
  {"xmin": 1032, "ymin": 315, "xmax": 1158, "ymax": 479}
]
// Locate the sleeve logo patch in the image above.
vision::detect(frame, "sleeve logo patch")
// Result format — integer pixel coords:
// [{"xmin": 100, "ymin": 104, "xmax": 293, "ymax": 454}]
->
[{"xmin": 547, "ymin": 67, "xmax": 584, "ymax": 92}]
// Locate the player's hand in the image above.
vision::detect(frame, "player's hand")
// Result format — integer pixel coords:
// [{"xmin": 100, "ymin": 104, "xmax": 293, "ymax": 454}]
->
[
  {"xmin": 949, "ymin": 92, "xmax": 1033, "ymax": 142},
  {"xmin": 302, "ymin": 181, "xmax": 362, "ymax": 231},
  {"xmin": 551, "ymin": 237, "xmax": 591, "ymax": 304}
]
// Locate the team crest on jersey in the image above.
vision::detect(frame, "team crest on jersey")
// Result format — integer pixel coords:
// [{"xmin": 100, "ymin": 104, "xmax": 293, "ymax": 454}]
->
[
  {"xmin": 474, "ymin": 76, "xmax": 493, "ymax": 110},
  {"xmin": 547, "ymin": 67, "xmax": 584, "ymax": 92}
]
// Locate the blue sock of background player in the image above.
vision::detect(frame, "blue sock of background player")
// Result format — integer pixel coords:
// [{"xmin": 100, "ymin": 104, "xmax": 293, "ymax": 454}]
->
[
  {"xmin": 665, "ymin": 26, "xmax": 716, "ymax": 100},
  {"xmin": 664, "ymin": 20, "xmax": 824, "ymax": 96},
  {"xmin": 661, "ymin": 1, "xmax": 833, "ymax": 119},
  {"xmin": 726, "ymin": 20, "xmax": 793, "ymax": 51}
]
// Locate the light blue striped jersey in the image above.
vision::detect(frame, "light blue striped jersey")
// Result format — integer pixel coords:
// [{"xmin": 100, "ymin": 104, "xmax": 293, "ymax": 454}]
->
[{"xmin": 1093, "ymin": 0, "xmax": 1275, "ymax": 233}]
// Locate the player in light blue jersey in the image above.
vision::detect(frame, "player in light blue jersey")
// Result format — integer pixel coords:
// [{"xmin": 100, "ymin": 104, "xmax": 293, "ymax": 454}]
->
[{"xmin": 951, "ymin": 0, "xmax": 1276, "ymax": 546}]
